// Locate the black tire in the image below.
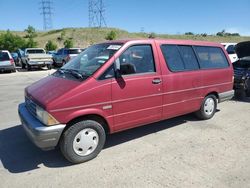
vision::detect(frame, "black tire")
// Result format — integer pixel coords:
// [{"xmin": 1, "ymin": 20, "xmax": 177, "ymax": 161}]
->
[
  {"xmin": 47, "ymin": 64, "xmax": 52, "ymax": 70},
  {"xmin": 60, "ymin": 120, "xmax": 106, "ymax": 164},
  {"xmin": 62, "ymin": 60, "xmax": 66, "ymax": 66},
  {"xmin": 21, "ymin": 62, "xmax": 26, "ymax": 69},
  {"xmin": 195, "ymin": 95, "xmax": 217, "ymax": 120},
  {"xmin": 12, "ymin": 68, "xmax": 16, "ymax": 73},
  {"xmin": 235, "ymin": 89, "xmax": 246, "ymax": 100},
  {"xmin": 27, "ymin": 64, "xmax": 31, "ymax": 71}
]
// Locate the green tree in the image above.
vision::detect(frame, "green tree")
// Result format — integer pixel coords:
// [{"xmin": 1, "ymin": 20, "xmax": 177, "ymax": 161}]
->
[
  {"xmin": 64, "ymin": 39, "xmax": 74, "ymax": 48},
  {"xmin": 25, "ymin": 25, "xmax": 37, "ymax": 38},
  {"xmin": 105, "ymin": 30, "xmax": 117, "ymax": 40},
  {"xmin": 0, "ymin": 30, "xmax": 26, "ymax": 51},
  {"xmin": 185, "ymin": 32, "xmax": 194, "ymax": 35},
  {"xmin": 45, "ymin": 40, "xmax": 57, "ymax": 51},
  {"xmin": 148, "ymin": 32, "xmax": 156, "ymax": 39},
  {"xmin": 26, "ymin": 38, "xmax": 38, "ymax": 48}
]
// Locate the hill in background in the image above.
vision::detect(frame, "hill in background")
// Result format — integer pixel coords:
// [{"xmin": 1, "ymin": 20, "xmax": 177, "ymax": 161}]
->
[{"xmin": 1, "ymin": 27, "xmax": 250, "ymax": 49}]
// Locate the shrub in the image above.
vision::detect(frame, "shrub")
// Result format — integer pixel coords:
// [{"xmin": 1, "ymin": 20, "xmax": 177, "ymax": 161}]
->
[
  {"xmin": 64, "ymin": 39, "xmax": 74, "ymax": 48},
  {"xmin": 0, "ymin": 30, "xmax": 26, "ymax": 51},
  {"xmin": 105, "ymin": 30, "xmax": 117, "ymax": 40},
  {"xmin": 45, "ymin": 40, "xmax": 58, "ymax": 51}
]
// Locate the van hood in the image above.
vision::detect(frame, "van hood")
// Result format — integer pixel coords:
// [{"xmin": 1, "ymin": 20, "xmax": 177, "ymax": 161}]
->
[
  {"xmin": 235, "ymin": 41, "xmax": 250, "ymax": 59},
  {"xmin": 26, "ymin": 75, "xmax": 80, "ymax": 108}
]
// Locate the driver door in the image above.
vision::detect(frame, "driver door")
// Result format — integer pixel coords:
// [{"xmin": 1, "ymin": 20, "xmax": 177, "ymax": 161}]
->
[{"xmin": 111, "ymin": 44, "xmax": 163, "ymax": 131}]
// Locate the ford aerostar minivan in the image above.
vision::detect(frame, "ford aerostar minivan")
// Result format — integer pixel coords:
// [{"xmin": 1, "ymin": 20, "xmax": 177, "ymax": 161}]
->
[{"xmin": 18, "ymin": 39, "xmax": 234, "ymax": 163}]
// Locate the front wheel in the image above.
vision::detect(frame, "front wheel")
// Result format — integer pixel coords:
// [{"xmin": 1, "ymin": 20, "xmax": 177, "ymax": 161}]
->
[
  {"xmin": 60, "ymin": 120, "xmax": 106, "ymax": 164},
  {"xmin": 195, "ymin": 95, "xmax": 217, "ymax": 120}
]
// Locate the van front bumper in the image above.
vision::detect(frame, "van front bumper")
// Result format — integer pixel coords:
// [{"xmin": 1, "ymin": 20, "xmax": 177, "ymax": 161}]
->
[{"xmin": 18, "ymin": 103, "xmax": 66, "ymax": 150}]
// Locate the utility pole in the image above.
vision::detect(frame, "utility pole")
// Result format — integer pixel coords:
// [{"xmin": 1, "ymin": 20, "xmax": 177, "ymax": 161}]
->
[
  {"xmin": 40, "ymin": 0, "xmax": 53, "ymax": 30},
  {"xmin": 88, "ymin": 0, "xmax": 107, "ymax": 28}
]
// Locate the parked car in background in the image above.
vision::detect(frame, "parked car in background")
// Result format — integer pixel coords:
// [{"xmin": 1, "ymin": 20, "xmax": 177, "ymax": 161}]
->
[
  {"xmin": 19, "ymin": 39, "xmax": 234, "ymax": 164},
  {"xmin": 53, "ymin": 48, "xmax": 83, "ymax": 67},
  {"xmin": 10, "ymin": 52, "xmax": 20, "ymax": 66},
  {"xmin": 233, "ymin": 41, "xmax": 250, "ymax": 98},
  {"xmin": 221, "ymin": 43, "xmax": 238, "ymax": 63},
  {"xmin": 0, "ymin": 50, "xmax": 16, "ymax": 73},
  {"xmin": 21, "ymin": 48, "xmax": 53, "ymax": 71}
]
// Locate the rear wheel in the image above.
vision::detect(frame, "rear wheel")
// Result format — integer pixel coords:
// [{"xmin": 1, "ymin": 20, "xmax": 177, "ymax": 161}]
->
[
  {"xmin": 27, "ymin": 64, "xmax": 31, "ymax": 71},
  {"xmin": 47, "ymin": 64, "xmax": 52, "ymax": 70},
  {"xmin": 62, "ymin": 60, "xmax": 66, "ymax": 66},
  {"xmin": 235, "ymin": 89, "xmax": 246, "ymax": 99},
  {"xmin": 60, "ymin": 120, "xmax": 106, "ymax": 164},
  {"xmin": 21, "ymin": 61, "xmax": 26, "ymax": 69},
  {"xmin": 195, "ymin": 95, "xmax": 217, "ymax": 120}
]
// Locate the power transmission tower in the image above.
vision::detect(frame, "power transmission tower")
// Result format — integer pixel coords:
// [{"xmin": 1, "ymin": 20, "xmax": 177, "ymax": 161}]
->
[
  {"xmin": 40, "ymin": 0, "xmax": 53, "ymax": 30},
  {"xmin": 89, "ymin": 0, "xmax": 107, "ymax": 28}
]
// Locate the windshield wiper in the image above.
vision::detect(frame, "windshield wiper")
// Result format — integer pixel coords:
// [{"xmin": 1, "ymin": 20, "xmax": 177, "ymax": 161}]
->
[{"xmin": 59, "ymin": 68, "xmax": 87, "ymax": 80}]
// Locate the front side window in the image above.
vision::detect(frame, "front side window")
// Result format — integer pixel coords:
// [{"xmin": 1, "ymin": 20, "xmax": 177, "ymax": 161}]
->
[
  {"xmin": 117, "ymin": 45, "xmax": 155, "ymax": 75},
  {"xmin": 55, "ymin": 43, "xmax": 122, "ymax": 80},
  {"xmin": 194, "ymin": 46, "xmax": 229, "ymax": 69}
]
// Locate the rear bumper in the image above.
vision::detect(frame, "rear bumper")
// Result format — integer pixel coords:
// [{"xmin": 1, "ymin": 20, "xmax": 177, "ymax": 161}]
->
[
  {"xmin": 218, "ymin": 90, "xmax": 235, "ymax": 103},
  {"xmin": 0, "ymin": 65, "xmax": 15, "ymax": 71},
  {"xmin": 18, "ymin": 103, "xmax": 66, "ymax": 150},
  {"xmin": 27, "ymin": 61, "xmax": 52, "ymax": 66}
]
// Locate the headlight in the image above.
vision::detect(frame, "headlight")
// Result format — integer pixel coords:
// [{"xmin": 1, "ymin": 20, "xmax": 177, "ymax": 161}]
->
[{"xmin": 36, "ymin": 106, "xmax": 59, "ymax": 126}]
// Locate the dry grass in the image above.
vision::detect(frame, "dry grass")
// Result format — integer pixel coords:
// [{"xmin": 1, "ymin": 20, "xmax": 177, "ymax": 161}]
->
[{"xmin": 1, "ymin": 27, "xmax": 250, "ymax": 49}]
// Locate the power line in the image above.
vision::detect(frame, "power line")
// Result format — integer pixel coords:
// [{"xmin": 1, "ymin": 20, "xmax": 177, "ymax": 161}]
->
[
  {"xmin": 40, "ymin": 0, "xmax": 53, "ymax": 30},
  {"xmin": 89, "ymin": 0, "xmax": 107, "ymax": 28}
]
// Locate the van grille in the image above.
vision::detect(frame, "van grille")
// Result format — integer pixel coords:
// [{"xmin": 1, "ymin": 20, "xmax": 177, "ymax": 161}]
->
[{"xmin": 25, "ymin": 97, "xmax": 37, "ymax": 117}]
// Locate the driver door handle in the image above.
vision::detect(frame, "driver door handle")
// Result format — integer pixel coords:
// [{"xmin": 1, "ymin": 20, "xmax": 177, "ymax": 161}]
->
[{"xmin": 152, "ymin": 78, "xmax": 162, "ymax": 84}]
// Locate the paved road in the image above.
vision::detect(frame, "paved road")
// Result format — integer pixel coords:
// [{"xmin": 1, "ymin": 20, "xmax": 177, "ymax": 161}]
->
[{"xmin": 0, "ymin": 69, "xmax": 250, "ymax": 188}]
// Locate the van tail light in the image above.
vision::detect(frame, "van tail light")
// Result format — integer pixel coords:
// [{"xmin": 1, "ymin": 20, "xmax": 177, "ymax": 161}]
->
[{"xmin": 10, "ymin": 58, "xmax": 14, "ymax": 65}]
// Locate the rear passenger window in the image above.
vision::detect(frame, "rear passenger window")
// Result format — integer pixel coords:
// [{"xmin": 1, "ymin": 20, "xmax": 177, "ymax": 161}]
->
[
  {"xmin": 194, "ymin": 46, "xmax": 229, "ymax": 69},
  {"xmin": 178, "ymin": 46, "xmax": 199, "ymax": 70},
  {"xmin": 161, "ymin": 45, "xmax": 199, "ymax": 71},
  {"xmin": 161, "ymin": 45, "xmax": 185, "ymax": 71}
]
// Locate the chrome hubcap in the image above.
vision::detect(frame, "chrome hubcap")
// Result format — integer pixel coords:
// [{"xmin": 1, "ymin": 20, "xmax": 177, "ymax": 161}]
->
[
  {"xmin": 204, "ymin": 98, "xmax": 215, "ymax": 116},
  {"xmin": 73, "ymin": 128, "xmax": 99, "ymax": 156}
]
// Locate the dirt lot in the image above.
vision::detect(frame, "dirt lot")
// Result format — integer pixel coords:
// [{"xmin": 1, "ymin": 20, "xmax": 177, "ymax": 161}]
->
[{"xmin": 0, "ymin": 69, "xmax": 250, "ymax": 188}]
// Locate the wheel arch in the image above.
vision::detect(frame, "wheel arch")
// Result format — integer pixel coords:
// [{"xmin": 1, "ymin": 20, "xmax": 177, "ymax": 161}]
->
[{"xmin": 64, "ymin": 114, "xmax": 111, "ymax": 135}]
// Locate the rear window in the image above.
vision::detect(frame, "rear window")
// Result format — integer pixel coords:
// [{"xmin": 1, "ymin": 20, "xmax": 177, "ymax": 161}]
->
[
  {"xmin": 26, "ymin": 49, "xmax": 45, "ymax": 54},
  {"xmin": 194, "ymin": 46, "xmax": 229, "ymax": 69},
  {"xmin": 67, "ymin": 49, "xmax": 82, "ymax": 54},
  {"xmin": 0, "ymin": 52, "xmax": 10, "ymax": 61}
]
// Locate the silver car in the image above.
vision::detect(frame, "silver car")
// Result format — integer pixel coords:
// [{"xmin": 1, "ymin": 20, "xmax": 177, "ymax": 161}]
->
[
  {"xmin": 53, "ymin": 48, "xmax": 83, "ymax": 67},
  {"xmin": 0, "ymin": 50, "xmax": 16, "ymax": 73}
]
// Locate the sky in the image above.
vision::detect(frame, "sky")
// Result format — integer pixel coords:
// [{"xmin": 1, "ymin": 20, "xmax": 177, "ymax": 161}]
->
[{"xmin": 0, "ymin": 0, "xmax": 250, "ymax": 35}]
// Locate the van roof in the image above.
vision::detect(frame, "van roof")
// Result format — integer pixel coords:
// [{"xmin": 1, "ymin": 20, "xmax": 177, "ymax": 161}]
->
[{"xmin": 103, "ymin": 39, "xmax": 223, "ymax": 47}]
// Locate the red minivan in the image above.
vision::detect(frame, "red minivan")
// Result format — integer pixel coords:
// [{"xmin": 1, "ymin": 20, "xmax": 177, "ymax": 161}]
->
[{"xmin": 18, "ymin": 39, "xmax": 234, "ymax": 163}]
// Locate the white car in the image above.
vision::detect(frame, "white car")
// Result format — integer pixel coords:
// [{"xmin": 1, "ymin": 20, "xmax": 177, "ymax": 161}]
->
[
  {"xmin": 221, "ymin": 43, "xmax": 238, "ymax": 63},
  {"xmin": 0, "ymin": 50, "xmax": 16, "ymax": 73}
]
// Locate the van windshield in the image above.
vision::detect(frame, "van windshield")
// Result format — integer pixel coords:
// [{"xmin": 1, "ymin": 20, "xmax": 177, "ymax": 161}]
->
[{"xmin": 60, "ymin": 43, "xmax": 122, "ymax": 77}]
